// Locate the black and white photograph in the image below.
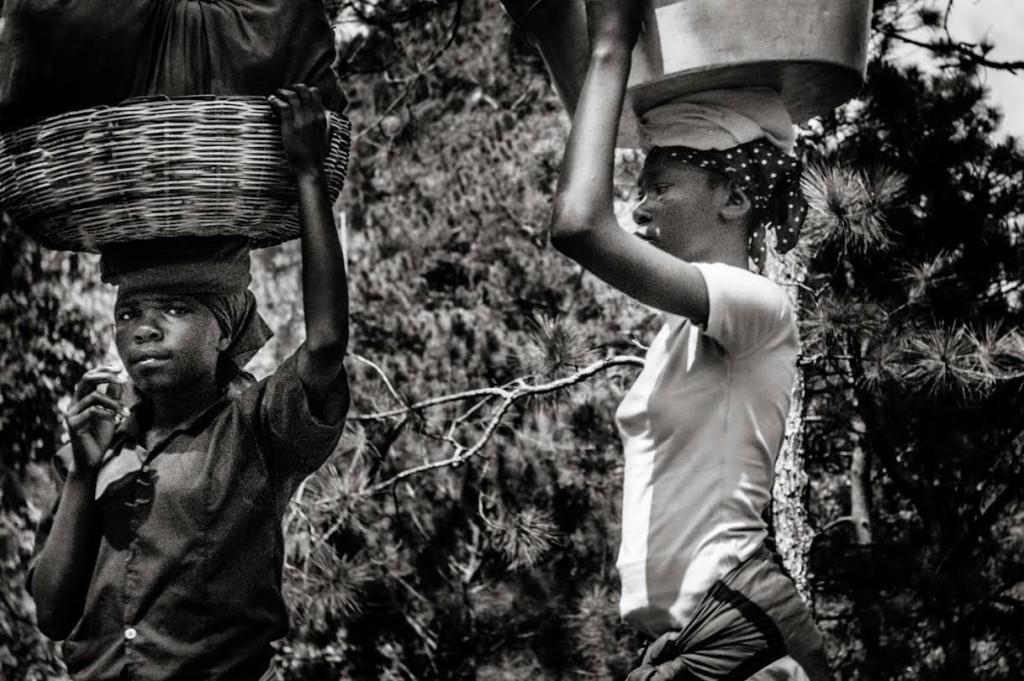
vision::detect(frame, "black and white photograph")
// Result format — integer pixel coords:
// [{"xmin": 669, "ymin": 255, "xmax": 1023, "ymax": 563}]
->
[{"xmin": 1, "ymin": 0, "xmax": 1023, "ymax": 679}]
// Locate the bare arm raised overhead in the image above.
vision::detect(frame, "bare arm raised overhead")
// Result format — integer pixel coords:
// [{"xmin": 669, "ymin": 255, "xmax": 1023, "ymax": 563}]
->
[
  {"xmin": 548, "ymin": 0, "xmax": 761, "ymax": 326},
  {"xmin": 269, "ymin": 85, "xmax": 350, "ymax": 421}
]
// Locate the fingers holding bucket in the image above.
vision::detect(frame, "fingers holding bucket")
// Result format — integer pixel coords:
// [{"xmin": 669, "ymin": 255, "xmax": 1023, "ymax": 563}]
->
[{"xmin": 270, "ymin": 85, "xmax": 330, "ymax": 176}]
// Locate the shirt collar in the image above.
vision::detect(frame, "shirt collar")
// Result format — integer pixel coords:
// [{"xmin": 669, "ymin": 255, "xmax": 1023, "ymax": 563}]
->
[{"xmin": 111, "ymin": 389, "xmax": 232, "ymax": 453}]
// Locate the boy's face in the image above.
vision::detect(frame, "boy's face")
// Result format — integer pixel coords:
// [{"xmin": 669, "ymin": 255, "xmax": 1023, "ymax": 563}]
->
[
  {"xmin": 114, "ymin": 293, "xmax": 228, "ymax": 396},
  {"xmin": 632, "ymin": 158, "xmax": 733, "ymax": 263}
]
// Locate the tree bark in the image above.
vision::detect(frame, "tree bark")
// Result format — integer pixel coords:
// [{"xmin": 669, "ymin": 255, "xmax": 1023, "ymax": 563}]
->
[
  {"xmin": 850, "ymin": 436, "xmax": 873, "ymax": 545},
  {"xmin": 765, "ymin": 250, "xmax": 815, "ymax": 601},
  {"xmin": 848, "ymin": 411, "xmax": 881, "ymax": 675}
]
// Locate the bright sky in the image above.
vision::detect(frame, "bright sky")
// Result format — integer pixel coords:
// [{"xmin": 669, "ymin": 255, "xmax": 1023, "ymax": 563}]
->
[{"xmin": 938, "ymin": 0, "xmax": 1024, "ymax": 140}]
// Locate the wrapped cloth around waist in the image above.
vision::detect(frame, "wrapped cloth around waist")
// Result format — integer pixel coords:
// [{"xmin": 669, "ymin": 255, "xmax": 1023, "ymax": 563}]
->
[{"xmin": 626, "ymin": 546, "xmax": 829, "ymax": 681}]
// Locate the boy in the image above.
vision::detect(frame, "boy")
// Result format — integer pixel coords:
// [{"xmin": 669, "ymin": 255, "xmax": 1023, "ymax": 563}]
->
[{"xmin": 30, "ymin": 85, "xmax": 348, "ymax": 681}]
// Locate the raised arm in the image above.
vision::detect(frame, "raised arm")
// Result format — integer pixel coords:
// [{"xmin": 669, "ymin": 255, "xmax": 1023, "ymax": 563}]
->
[
  {"xmin": 269, "ymin": 85, "xmax": 350, "ymax": 418},
  {"xmin": 549, "ymin": 0, "xmax": 710, "ymax": 324},
  {"xmin": 31, "ymin": 367, "xmax": 127, "ymax": 639}
]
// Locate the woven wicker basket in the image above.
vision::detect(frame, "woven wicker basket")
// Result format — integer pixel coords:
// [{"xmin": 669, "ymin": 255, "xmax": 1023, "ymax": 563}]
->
[{"xmin": 0, "ymin": 96, "xmax": 352, "ymax": 252}]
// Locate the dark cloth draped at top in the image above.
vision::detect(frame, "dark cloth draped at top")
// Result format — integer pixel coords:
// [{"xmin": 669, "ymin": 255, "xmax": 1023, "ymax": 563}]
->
[{"xmin": 0, "ymin": 0, "xmax": 346, "ymax": 131}]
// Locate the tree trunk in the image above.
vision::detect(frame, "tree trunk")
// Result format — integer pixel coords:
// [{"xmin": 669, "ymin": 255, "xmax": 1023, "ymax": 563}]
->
[
  {"xmin": 765, "ymin": 250, "xmax": 815, "ymax": 601},
  {"xmin": 849, "ymin": 415, "xmax": 881, "ymax": 675},
  {"xmin": 850, "ymin": 438, "xmax": 873, "ymax": 545}
]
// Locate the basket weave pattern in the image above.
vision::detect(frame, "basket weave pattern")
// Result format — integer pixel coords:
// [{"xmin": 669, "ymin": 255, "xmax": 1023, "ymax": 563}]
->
[{"xmin": 0, "ymin": 96, "xmax": 352, "ymax": 252}]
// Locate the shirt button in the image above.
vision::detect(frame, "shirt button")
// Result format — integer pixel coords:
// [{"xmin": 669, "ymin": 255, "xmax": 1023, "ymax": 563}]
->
[{"xmin": 124, "ymin": 627, "xmax": 137, "ymax": 640}]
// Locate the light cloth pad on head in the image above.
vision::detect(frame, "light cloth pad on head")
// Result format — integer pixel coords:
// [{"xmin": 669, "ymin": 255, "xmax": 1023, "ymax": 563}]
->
[{"xmin": 638, "ymin": 87, "xmax": 796, "ymax": 154}]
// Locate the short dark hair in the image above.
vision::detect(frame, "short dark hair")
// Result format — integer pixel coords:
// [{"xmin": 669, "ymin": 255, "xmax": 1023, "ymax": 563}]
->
[{"xmin": 699, "ymin": 167, "xmax": 764, "ymax": 234}]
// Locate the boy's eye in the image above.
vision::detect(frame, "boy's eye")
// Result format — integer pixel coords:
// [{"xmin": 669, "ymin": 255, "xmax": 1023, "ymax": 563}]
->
[
  {"xmin": 636, "ymin": 183, "xmax": 670, "ymax": 200},
  {"xmin": 164, "ymin": 303, "xmax": 190, "ymax": 315}
]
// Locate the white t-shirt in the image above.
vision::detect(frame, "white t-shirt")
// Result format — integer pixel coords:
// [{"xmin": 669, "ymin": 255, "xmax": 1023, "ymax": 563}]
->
[{"xmin": 614, "ymin": 262, "xmax": 799, "ymax": 637}]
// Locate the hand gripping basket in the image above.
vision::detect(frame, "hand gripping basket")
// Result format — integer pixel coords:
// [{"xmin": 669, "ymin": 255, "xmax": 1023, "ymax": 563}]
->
[{"xmin": 0, "ymin": 96, "xmax": 352, "ymax": 252}]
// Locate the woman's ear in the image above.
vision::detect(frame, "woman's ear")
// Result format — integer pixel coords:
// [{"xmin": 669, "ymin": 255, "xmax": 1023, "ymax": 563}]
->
[{"xmin": 719, "ymin": 180, "xmax": 753, "ymax": 223}]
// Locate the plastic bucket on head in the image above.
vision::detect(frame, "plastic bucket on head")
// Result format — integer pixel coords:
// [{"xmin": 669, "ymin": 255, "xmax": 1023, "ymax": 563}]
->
[{"xmin": 501, "ymin": 0, "xmax": 873, "ymax": 148}]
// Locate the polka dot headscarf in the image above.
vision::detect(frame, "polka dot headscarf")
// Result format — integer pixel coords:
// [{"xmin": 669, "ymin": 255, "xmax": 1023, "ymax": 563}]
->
[{"xmin": 647, "ymin": 139, "xmax": 807, "ymax": 270}]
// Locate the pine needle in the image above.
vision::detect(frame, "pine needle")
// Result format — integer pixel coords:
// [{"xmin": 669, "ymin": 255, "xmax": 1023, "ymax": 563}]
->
[
  {"xmin": 802, "ymin": 162, "xmax": 907, "ymax": 255},
  {"xmin": 898, "ymin": 326, "xmax": 977, "ymax": 395},
  {"xmin": 490, "ymin": 506, "xmax": 559, "ymax": 570},
  {"xmin": 803, "ymin": 294, "xmax": 888, "ymax": 351},
  {"xmin": 901, "ymin": 251, "xmax": 956, "ymax": 305},
  {"xmin": 515, "ymin": 314, "xmax": 595, "ymax": 387},
  {"xmin": 285, "ymin": 546, "xmax": 374, "ymax": 633},
  {"xmin": 893, "ymin": 324, "xmax": 1024, "ymax": 397},
  {"xmin": 862, "ymin": 339, "xmax": 905, "ymax": 391}
]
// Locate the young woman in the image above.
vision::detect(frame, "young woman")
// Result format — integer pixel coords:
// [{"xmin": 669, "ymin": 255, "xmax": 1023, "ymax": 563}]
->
[
  {"xmin": 29, "ymin": 84, "xmax": 349, "ymax": 680},
  {"xmin": 549, "ymin": 2, "xmax": 828, "ymax": 679}
]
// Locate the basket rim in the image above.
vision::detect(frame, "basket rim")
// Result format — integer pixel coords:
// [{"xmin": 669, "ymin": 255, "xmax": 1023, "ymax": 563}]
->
[{"xmin": 1, "ymin": 94, "xmax": 351, "ymax": 136}]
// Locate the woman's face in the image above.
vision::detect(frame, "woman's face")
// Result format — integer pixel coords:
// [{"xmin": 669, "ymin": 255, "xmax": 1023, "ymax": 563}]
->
[
  {"xmin": 114, "ymin": 293, "xmax": 227, "ymax": 397},
  {"xmin": 632, "ymin": 158, "xmax": 730, "ymax": 263}
]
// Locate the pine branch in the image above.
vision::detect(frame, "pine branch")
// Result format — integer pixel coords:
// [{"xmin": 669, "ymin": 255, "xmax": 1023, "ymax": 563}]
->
[
  {"xmin": 351, "ymin": 353, "xmax": 407, "ymax": 408},
  {"xmin": 987, "ymin": 575, "xmax": 1024, "ymax": 604},
  {"xmin": 877, "ymin": 0, "xmax": 1024, "ymax": 73},
  {"xmin": 900, "ymin": 251, "xmax": 957, "ymax": 306},
  {"xmin": 847, "ymin": 346, "xmax": 934, "ymax": 519},
  {"xmin": 892, "ymin": 326, "xmax": 1024, "ymax": 397},
  {"xmin": 351, "ymin": 383, "xmax": 509, "ymax": 421},
  {"xmin": 881, "ymin": 29, "xmax": 1024, "ymax": 74},
  {"xmin": 814, "ymin": 515, "xmax": 857, "ymax": 537},
  {"xmin": 989, "ymin": 596, "xmax": 1024, "ymax": 610},
  {"xmin": 801, "ymin": 163, "xmax": 907, "ymax": 255},
  {"xmin": 359, "ymin": 355, "xmax": 644, "ymax": 495},
  {"xmin": 940, "ymin": 464, "xmax": 1024, "ymax": 572},
  {"xmin": 480, "ymin": 496, "xmax": 560, "ymax": 570},
  {"xmin": 345, "ymin": 0, "xmax": 465, "ymax": 142}
]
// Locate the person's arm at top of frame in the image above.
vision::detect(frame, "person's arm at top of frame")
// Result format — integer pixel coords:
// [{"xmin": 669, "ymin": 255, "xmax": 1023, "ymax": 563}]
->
[
  {"xmin": 269, "ymin": 85, "xmax": 350, "ymax": 422},
  {"xmin": 30, "ymin": 367, "xmax": 129, "ymax": 639},
  {"xmin": 548, "ymin": 0, "xmax": 710, "ymax": 326}
]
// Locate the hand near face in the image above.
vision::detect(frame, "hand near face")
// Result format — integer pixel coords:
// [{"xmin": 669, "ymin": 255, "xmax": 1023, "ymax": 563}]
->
[
  {"xmin": 268, "ymin": 84, "xmax": 330, "ymax": 178},
  {"xmin": 65, "ymin": 366, "xmax": 129, "ymax": 472}
]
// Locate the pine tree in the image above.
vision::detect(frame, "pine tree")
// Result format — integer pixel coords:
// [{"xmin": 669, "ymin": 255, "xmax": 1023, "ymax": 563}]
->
[{"xmin": 799, "ymin": 3, "xmax": 1024, "ymax": 675}]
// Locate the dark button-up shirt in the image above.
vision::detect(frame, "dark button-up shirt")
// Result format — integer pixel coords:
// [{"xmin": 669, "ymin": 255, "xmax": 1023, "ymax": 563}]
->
[{"xmin": 33, "ymin": 348, "xmax": 346, "ymax": 680}]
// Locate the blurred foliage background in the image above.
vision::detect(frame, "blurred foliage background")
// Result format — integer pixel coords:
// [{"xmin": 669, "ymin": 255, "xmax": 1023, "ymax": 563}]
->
[{"xmin": 2, "ymin": 0, "xmax": 1024, "ymax": 678}]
